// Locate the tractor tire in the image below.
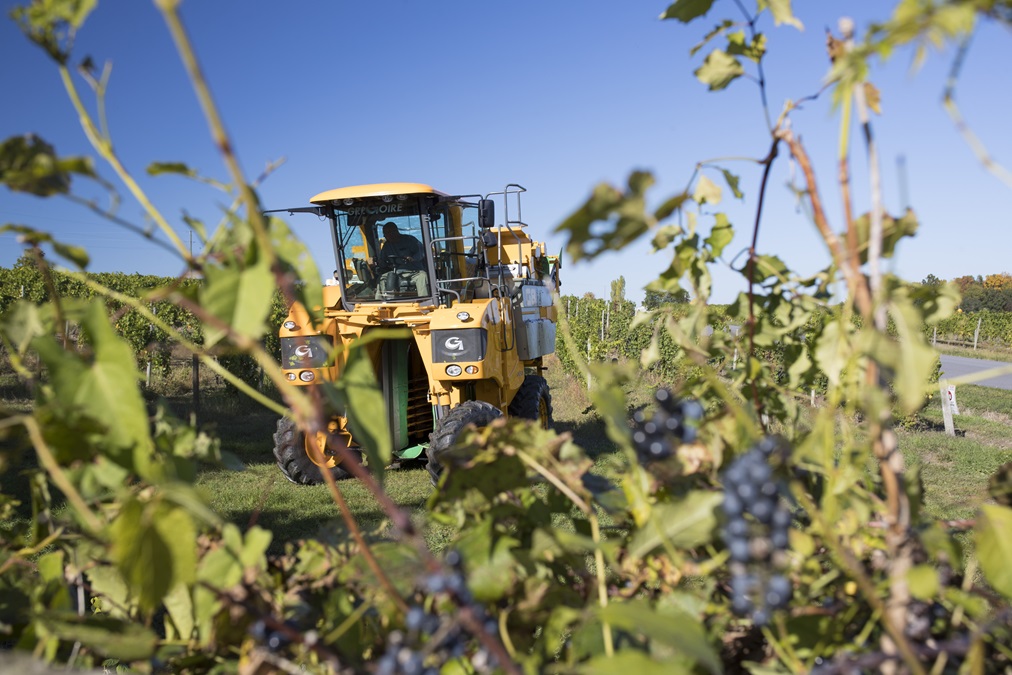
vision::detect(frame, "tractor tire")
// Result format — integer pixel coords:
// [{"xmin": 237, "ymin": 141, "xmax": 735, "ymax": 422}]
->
[
  {"xmin": 272, "ymin": 417, "xmax": 359, "ymax": 485},
  {"xmin": 508, "ymin": 374, "xmax": 553, "ymax": 429},
  {"xmin": 426, "ymin": 401, "xmax": 503, "ymax": 486}
]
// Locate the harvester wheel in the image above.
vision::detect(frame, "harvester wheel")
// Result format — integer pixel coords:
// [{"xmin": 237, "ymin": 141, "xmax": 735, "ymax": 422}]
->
[
  {"xmin": 426, "ymin": 401, "xmax": 503, "ymax": 486},
  {"xmin": 508, "ymin": 375, "xmax": 553, "ymax": 429},
  {"xmin": 272, "ymin": 417, "xmax": 360, "ymax": 485}
]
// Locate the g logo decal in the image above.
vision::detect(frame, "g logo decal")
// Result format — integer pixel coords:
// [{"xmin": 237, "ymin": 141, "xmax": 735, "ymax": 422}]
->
[{"xmin": 444, "ymin": 337, "xmax": 464, "ymax": 351}]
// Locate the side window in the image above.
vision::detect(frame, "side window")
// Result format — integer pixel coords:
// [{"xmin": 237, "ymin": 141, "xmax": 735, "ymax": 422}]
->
[{"xmin": 429, "ymin": 206, "xmax": 460, "ymax": 281}]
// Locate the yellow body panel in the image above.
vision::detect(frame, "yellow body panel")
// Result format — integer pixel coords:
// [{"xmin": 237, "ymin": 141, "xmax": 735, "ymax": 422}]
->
[{"xmin": 310, "ymin": 183, "xmax": 446, "ymax": 204}]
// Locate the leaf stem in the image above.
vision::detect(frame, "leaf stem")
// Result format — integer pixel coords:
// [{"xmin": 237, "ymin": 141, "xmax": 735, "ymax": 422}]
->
[{"xmin": 23, "ymin": 416, "xmax": 103, "ymax": 533}]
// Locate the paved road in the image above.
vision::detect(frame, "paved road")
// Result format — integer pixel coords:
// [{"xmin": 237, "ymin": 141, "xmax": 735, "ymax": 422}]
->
[{"xmin": 939, "ymin": 354, "xmax": 1012, "ymax": 390}]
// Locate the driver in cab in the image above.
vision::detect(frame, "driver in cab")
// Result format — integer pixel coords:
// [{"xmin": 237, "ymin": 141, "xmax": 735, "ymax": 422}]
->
[{"xmin": 377, "ymin": 222, "xmax": 428, "ymax": 295}]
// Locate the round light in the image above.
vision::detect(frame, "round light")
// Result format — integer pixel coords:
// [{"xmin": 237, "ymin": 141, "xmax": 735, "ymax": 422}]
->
[
  {"xmin": 465, "ymin": 365, "xmax": 478, "ymax": 374},
  {"xmin": 445, "ymin": 364, "xmax": 463, "ymax": 377},
  {"xmin": 343, "ymin": 198, "xmax": 355, "ymax": 205},
  {"xmin": 283, "ymin": 321, "xmax": 297, "ymax": 330},
  {"xmin": 396, "ymin": 194, "xmax": 408, "ymax": 201},
  {"xmin": 286, "ymin": 373, "xmax": 297, "ymax": 381},
  {"xmin": 456, "ymin": 311, "xmax": 470, "ymax": 321},
  {"xmin": 299, "ymin": 371, "xmax": 316, "ymax": 382},
  {"xmin": 382, "ymin": 195, "xmax": 394, "ymax": 202}
]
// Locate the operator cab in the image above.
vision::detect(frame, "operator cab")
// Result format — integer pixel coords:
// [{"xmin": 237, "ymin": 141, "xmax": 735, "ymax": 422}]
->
[
  {"xmin": 307, "ymin": 183, "xmax": 493, "ymax": 311},
  {"xmin": 266, "ymin": 182, "xmax": 517, "ymax": 312}
]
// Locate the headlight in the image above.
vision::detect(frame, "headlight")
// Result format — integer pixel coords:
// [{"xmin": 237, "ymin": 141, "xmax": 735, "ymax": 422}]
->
[
  {"xmin": 456, "ymin": 311, "xmax": 471, "ymax": 321},
  {"xmin": 283, "ymin": 321, "xmax": 297, "ymax": 330},
  {"xmin": 299, "ymin": 371, "xmax": 315, "ymax": 382},
  {"xmin": 286, "ymin": 373, "xmax": 297, "ymax": 381},
  {"xmin": 445, "ymin": 364, "xmax": 463, "ymax": 377},
  {"xmin": 465, "ymin": 365, "xmax": 478, "ymax": 374}
]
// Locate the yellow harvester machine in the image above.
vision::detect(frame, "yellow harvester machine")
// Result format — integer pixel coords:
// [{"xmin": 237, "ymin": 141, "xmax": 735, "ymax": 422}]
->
[{"xmin": 267, "ymin": 183, "xmax": 561, "ymax": 484}]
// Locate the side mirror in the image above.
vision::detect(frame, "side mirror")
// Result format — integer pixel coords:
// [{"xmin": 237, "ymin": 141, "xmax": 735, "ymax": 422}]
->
[{"xmin": 479, "ymin": 199, "xmax": 495, "ymax": 229}]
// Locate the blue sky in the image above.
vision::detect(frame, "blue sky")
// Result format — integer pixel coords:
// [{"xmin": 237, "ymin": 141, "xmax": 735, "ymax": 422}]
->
[{"xmin": 2, "ymin": 1, "xmax": 1010, "ymax": 305}]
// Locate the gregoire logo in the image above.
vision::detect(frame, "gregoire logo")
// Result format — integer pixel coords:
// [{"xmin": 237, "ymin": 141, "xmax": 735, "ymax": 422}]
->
[{"xmin": 444, "ymin": 337, "xmax": 464, "ymax": 351}]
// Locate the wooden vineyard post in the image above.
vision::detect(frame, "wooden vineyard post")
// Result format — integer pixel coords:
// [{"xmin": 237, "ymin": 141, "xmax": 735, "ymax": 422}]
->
[
  {"xmin": 940, "ymin": 380, "xmax": 955, "ymax": 437},
  {"xmin": 192, "ymin": 353, "xmax": 201, "ymax": 427}
]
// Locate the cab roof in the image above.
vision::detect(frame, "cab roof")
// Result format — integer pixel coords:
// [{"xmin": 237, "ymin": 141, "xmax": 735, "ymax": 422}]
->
[{"xmin": 310, "ymin": 182, "xmax": 447, "ymax": 204}]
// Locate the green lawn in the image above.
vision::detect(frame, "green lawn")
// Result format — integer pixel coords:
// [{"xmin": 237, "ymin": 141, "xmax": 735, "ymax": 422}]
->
[
  {"xmin": 4, "ymin": 361, "xmax": 1010, "ymax": 550},
  {"xmin": 900, "ymin": 385, "xmax": 1012, "ymax": 520},
  {"xmin": 935, "ymin": 343, "xmax": 1012, "ymax": 364}
]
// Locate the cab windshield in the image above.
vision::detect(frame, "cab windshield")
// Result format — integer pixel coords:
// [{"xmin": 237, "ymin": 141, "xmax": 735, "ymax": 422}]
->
[{"xmin": 332, "ymin": 199, "xmax": 431, "ymax": 306}]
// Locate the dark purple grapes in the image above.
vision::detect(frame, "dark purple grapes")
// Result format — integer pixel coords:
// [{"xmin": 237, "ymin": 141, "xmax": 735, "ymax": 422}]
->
[
  {"xmin": 721, "ymin": 436, "xmax": 795, "ymax": 625},
  {"xmin": 630, "ymin": 389, "xmax": 704, "ymax": 463},
  {"xmin": 377, "ymin": 550, "xmax": 498, "ymax": 673}
]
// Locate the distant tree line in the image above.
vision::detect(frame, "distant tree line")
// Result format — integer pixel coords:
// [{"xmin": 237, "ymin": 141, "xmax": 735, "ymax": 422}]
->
[{"xmin": 923, "ymin": 272, "xmax": 1012, "ymax": 312}]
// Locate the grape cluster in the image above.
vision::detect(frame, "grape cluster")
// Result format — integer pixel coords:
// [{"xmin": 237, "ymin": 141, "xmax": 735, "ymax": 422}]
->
[
  {"xmin": 630, "ymin": 388, "xmax": 704, "ymax": 463},
  {"xmin": 375, "ymin": 551, "xmax": 498, "ymax": 675},
  {"xmin": 248, "ymin": 617, "xmax": 305, "ymax": 654},
  {"xmin": 721, "ymin": 436, "xmax": 794, "ymax": 626}
]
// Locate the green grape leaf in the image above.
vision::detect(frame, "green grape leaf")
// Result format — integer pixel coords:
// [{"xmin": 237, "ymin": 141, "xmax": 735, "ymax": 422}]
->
[
  {"xmin": 337, "ymin": 341, "xmax": 393, "ymax": 475},
  {"xmin": 654, "ymin": 191, "xmax": 690, "ymax": 221},
  {"xmin": 693, "ymin": 175, "xmax": 722, "ymax": 206},
  {"xmin": 849, "ymin": 209, "xmax": 919, "ymax": 264},
  {"xmin": 0, "ymin": 300, "xmax": 46, "ymax": 354},
  {"xmin": 758, "ymin": 0, "xmax": 803, "ymax": 29},
  {"xmin": 726, "ymin": 30, "xmax": 766, "ymax": 63},
  {"xmin": 193, "ymin": 534, "xmax": 247, "ymax": 642},
  {"xmin": 747, "ymin": 254, "xmax": 790, "ymax": 285},
  {"xmin": 268, "ymin": 215, "xmax": 324, "ymax": 321},
  {"xmin": 240, "ymin": 526, "xmax": 273, "ymax": 571},
  {"xmin": 556, "ymin": 172, "xmax": 656, "ymax": 262},
  {"xmin": 652, "ymin": 224, "xmax": 683, "ymax": 250},
  {"xmin": 109, "ymin": 498, "xmax": 197, "ymax": 612},
  {"xmin": 599, "ymin": 599, "xmax": 721, "ymax": 674},
  {"xmin": 33, "ymin": 612, "xmax": 157, "ymax": 662},
  {"xmin": 641, "ymin": 329, "xmax": 662, "ymax": 368},
  {"xmin": 888, "ymin": 296, "xmax": 940, "ymax": 414},
  {"xmin": 182, "ymin": 213, "xmax": 208, "ymax": 243},
  {"xmin": 705, "ymin": 213, "xmax": 733, "ymax": 258},
  {"xmin": 975, "ymin": 504, "xmax": 1012, "ymax": 600},
  {"xmin": 0, "ymin": 134, "xmax": 94, "ymax": 194},
  {"xmin": 719, "ymin": 168, "xmax": 744, "ymax": 199},
  {"xmin": 690, "ymin": 19, "xmax": 735, "ymax": 56},
  {"xmin": 457, "ymin": 518, "xmax": 519, "ymax": 602},
  {"xmin": 199, "ymin": 256, "xmax": 274, "ymax": 347},
  {"xmin": 51, "ymin": 241, "xmax": 90, "ymax": 269},
  {"xmin": 163, "ymin": 582, "xmax": 195, "ymax": 642},
  {"xmin": 628, "ymin": 491, "xmax": 721, "ymax": 558},
  {"xmin": 33, "ymin": 300, "xmax": 153, "ymax": 472},
  {"xmin": 906, "ymin": 564, "xmax": 940, "ymax": 600},
  {"xmin": 574, "ymin": 650, "xmax": 691, "ymax": 674},
  {"xmin": 84, "ymin": 564, "xmax": 130, "ymax": 617},
  {"xmin": 813, "ymin": 320, "xmax": 847, "ymax": 388},
  {"xmin": 146, "ymin": 161, "xmax": 196, "ymax": 177},
  {"xmin": 660, "ymin": 0, "xmax": 715, "ymax": 23},
  {"xmin": 694, "ymin": 49, "xmax": 744, "ymax": 91}
]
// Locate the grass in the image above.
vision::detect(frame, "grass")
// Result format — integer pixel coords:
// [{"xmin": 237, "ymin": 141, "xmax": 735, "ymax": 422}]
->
[
  {"xmin": 935, "ymin": 343, "xmax": 1012, "ymax": 364},
  {"xmin": 3, "ymin": 356, "xmax": 1010, "ymax": 553},
  {"xmin": 900, "ymin": 385, "xmax": 1012, "ymax": 520}
]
